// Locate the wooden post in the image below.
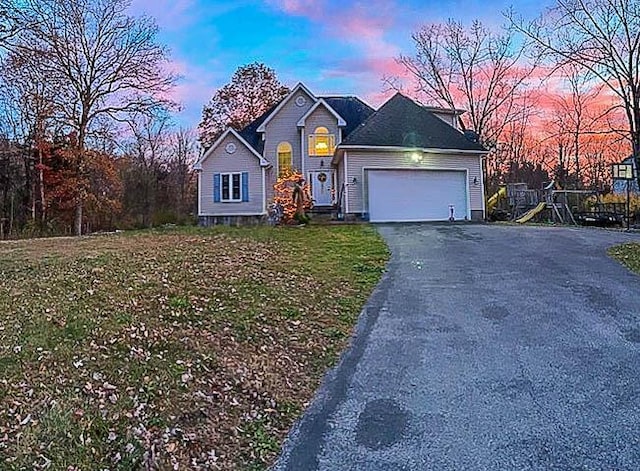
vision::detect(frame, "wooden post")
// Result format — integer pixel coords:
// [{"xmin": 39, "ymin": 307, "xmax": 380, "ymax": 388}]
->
[{"xmin": 627, "ymin": 179, "xmax": 631, "ymax": 231}]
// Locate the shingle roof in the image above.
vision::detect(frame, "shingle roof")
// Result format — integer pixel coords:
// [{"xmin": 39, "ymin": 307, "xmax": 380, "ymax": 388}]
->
[
  {"xmin": 340, "ymin": 93, "xmax": 486, "ymax": 152},
  {"xmin": 237, "ymin": 102, "xmax": 280, "ymax": 155},
  {"xmin": 237, "ymin": 95, "xmax": 374, "ymax": 154},
  {"xmin": 321, "ymin": 96, "xmax": 375, "ymax": 138}
]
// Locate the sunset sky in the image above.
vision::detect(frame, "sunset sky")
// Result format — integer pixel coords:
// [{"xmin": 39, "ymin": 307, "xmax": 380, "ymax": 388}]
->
[{"xmin": 129, "ymin": 0, "xmax": 556, "ymax": 128}]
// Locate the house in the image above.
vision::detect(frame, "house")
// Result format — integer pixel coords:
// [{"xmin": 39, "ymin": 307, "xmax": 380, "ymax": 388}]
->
[{"xmin": 194, "ymin": 83, "xmax": 488, "ymax": 224}]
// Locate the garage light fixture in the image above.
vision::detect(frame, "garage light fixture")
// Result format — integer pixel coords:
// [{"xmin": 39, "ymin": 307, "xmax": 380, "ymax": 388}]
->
[
  {"xmin": 409, "ymin": 152, "xmax": 423, "ymax": 163},
  {"xmin": 352, "ymin": 177, "xmax": 358, "ymax": 184}
]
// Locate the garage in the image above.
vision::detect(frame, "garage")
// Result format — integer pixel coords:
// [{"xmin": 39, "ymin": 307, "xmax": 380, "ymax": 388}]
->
[{"xmin": 367, "ymin": 169, "xmax": 468, "ymax": 222}]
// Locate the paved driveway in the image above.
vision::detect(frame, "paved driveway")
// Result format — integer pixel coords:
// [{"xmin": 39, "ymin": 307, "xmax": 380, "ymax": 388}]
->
[{"xmin": 273, "ymin": 224, "xmax": 640, "ymax": 471}]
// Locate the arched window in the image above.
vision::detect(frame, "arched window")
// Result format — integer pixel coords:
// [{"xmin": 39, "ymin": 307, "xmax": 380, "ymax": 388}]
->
[
  {"xmin": 277, "ymin": 142, "xmax": 292, "ymax": 177},
  {"xmin": 309, "ymin": 126, "xmax": 335, "ymax": 156}
]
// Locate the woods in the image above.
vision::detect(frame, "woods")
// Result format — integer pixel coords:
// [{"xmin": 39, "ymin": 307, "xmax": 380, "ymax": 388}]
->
[
  {"xmin": 393, "ymin": 0, "xmax": 639, "ymax": 193},
  {"xmin": 0, "ymin": 0, "xmax": 194, "ymax": 237}
]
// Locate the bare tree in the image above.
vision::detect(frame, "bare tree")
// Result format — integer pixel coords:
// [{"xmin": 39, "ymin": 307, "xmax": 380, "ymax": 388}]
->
[
  {"xmin": 121, "ymin": 110, "xmax": 172, "ymax": 226},
  {"xmin": 394, "ymin": 20, "xmax": 537, "ymax": 148},
  {"xmin": 508, "ymin": 0, "xmax": 640, "ymax": 178},
  {"xmin": 1, "ymin": 51, "xmax": 63, "ymax": 222},
  {"xmin": 168, "ymin": 128, "xmax": 197, "ymax": 215},
  {"xmin": 0, "ymin": 0, "xmax": 19, "ymax": 44},
  {"xmin": 4, "ymin": 0, "xmax": 175, "ymax": 234}
]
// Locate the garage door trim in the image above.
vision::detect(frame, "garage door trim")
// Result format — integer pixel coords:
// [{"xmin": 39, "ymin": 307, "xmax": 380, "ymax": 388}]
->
[{"xmin": 363, "ymin": 166, "xmax": 471, "ymax": 222}]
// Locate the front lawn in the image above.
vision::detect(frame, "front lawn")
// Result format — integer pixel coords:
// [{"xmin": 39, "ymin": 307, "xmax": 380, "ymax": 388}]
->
[
  {"xmin": 0, "ymin": 225, "xmax": 388, "ymax": 470},
  {"xmin": 609, "ymin": 242, "xmax": 640, "ymax": 273}
]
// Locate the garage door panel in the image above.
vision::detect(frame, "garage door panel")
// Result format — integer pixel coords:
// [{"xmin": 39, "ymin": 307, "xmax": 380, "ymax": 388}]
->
[{"xmin": 368, "ymin": 170, "xmax": 467, "ymax": 222}]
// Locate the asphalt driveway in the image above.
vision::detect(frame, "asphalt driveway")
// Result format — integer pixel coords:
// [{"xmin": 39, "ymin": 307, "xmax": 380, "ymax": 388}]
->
[{"xmin": 273, "ymin": 224, "xmax": 640, "ymax": 471}]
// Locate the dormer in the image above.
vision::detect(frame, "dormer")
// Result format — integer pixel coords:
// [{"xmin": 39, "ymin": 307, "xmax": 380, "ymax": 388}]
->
[
  {"xmin": 422, "ymin": 106, "xmax": 466, "ymax": 130},
  {"xmin": 296, "ymin": 98, "xmax": 347, "ymax": 156}
]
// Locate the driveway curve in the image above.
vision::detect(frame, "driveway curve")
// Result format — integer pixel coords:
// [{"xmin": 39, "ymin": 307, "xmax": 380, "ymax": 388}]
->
[{"xmin": 273, "ymin": 224, "xmax": 640, "ymax": 470}]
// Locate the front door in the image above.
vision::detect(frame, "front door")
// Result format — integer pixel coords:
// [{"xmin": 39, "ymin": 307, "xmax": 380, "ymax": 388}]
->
[{"xmin": 309, "ymin": 170, "xmax": 334, "ymax": 206}]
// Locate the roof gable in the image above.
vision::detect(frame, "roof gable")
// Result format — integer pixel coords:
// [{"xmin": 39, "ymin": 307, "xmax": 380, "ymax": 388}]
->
[
  {"xmin": 256, "ymin": 82, "xmax": 317, "ymax": 132},
  {"xmin": 194, "ymin": 128, "xmax": 270, "ymax": 170},
  {"xmin": 323, "ymin": 96, "xmax": 375, "ymax": 138},
  {"xmin": 296, "ymin": 98, "xmax": 347, "ymax": 127},
  {"xmin": 236, "ymin": 102, "xmax": 280, "ymax": 155},
  {"xmin": 340, "ymin": 93, "xmax": 486, "ymax": 152}
]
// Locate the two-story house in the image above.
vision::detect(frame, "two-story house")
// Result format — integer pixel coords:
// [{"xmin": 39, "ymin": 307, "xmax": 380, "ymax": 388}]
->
[{"xmin": 194, "ymin": 83, "xmax": 487, "ymax": 224}]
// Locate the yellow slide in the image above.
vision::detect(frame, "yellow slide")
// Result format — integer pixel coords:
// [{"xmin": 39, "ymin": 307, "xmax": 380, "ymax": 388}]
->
[
  {"xmin": 516, "ymin": 202, "xmax": 546, "ymax": 224},
  {"xmin": 486, "ymin": 186, "xmax": 507, "ymax": 213}
]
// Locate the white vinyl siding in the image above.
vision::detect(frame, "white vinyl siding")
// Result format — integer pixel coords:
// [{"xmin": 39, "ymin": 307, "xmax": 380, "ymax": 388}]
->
[
  {"xmin": 263, "ymin": 90, "xmax": 313, "ymax": 173},
  {"xmin": 344, "ymin": 150, "xmax": 484, "ymax": 216},
  {"xmin": 262, "ymin": 89, "xmax": 314, "ymax": 204},
  {"xmin": 303, "ymin": 106, "xmax": 340, "ymax": 172},
  {"xmin": 431, "ymin": 112, "xmax": 457, "ymax": 128},
  {"xmin": 199, "ymin": 134, "xmax": 265, "ymax": 216}
]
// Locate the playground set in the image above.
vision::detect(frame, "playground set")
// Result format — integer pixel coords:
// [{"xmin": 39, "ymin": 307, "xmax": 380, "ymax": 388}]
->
[{"xmin": 486, "ymin": 182, "xmax": 629, "ymax": 227}]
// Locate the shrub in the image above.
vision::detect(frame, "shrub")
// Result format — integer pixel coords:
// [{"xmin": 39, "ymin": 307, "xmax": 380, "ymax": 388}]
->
[{"xmin": 272, "ymin": 169, "xmax": 313, "ymax": 224}]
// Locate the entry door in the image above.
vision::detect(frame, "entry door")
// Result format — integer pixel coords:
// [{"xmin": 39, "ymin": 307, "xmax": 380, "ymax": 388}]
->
[{"xmin": 309, "ymin": 170, "xmax": 334, "ymax": 206}]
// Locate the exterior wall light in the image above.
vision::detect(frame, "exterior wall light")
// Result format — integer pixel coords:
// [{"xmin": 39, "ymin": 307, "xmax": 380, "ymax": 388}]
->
[
  {"xmin": 410, "ymin": 152, "xmax": 423, "ymax": 163},
  {"xmin": 473, "ymin": 177, "xmax": 478, "ymax": 185},
  {"xmin": 352, "ymin": 177, "xmax": 357, "ymax": 184}
]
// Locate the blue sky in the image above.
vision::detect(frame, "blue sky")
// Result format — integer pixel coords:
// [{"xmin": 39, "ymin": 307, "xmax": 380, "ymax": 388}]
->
[{"xmin": 129, "ymin": 0, "xmax": 554, "ymax": 128}]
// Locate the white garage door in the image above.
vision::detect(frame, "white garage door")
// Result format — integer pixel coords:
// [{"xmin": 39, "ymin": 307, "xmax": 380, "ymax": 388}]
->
[{"xmin": 367, "ymin": 170, "xmax": 468, "ymax": 222}]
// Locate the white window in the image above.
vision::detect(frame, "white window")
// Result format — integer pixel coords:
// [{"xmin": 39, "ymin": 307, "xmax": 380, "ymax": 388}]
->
[
  {"xmin": 221, "ymin": 173, "xmax": 242, "ymax": 202},
  {"xmin": 308, "ymin": 126, "xmax": 335, "ymax": 156},
  {"xmin": 277, "ymin": 142, "xmax": 293, "ymax": 177}
]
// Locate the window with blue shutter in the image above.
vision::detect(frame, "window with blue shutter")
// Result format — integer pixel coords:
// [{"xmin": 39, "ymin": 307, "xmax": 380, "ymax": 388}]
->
[
  {"xmin": 216, "ymin": 172, "xmax": 247, "ymax": 202},
  {"xmin": 241, "ymin": 172, "xmax": 249, "ymax": 202},
  {"xmin": 213, "ymin": 173, "xmax": 221, "ymax": 202}
]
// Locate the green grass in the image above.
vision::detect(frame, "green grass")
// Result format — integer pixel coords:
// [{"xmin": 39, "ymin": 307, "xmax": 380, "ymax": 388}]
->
[
  {"xmin": 0, "ymin": 224, "xmax": 388, "ymax": 470},
  {"xmin": 609, "ymin": 243, "xmax": 640, "ymax": 273}
]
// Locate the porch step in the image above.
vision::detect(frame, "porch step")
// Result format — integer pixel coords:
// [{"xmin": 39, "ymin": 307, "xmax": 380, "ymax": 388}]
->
[{"xmin": 309, "ymin": 206, "xmax": 334, "ymax": 215}]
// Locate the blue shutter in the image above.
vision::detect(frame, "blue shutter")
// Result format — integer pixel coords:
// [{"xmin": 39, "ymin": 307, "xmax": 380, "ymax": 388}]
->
[
  {"xmin": 213, "ymin": 173, "xmax": 221, "ymax": 202},
  {"xmin": 241, "ymin": 172, "xmax": 249, "ymax": 202}
]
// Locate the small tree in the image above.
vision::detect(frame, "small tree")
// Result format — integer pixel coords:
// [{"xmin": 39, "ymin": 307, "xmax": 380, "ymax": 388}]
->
[{"xmin": 272, "ymin": 169, "xmax": 312, "ymax": 224}]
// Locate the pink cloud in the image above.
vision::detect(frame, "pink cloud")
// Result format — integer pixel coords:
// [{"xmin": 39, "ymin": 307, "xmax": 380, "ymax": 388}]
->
[
  {"xmin": 160, "ymin": 59, "xmax": 224, "ymax": 128},
  {"xmin": 267, "ymin": 0, "xmax": 408, "ymax": 92},
  {"xmin": 265, "ymin": 0, "xmax": 327, "ymax": 17},
  {"xmin": 128, "ymin": 0, "xmax": 197, "ymax": 30}
]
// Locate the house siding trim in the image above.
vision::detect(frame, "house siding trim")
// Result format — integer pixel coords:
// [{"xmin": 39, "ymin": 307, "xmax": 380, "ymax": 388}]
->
[
  {"xmin": 262, "ymin": 167, "xmax": 266, "ymax": 214},
  {"xmin": 301, "ymin": 128, "xmax": 305, "ymax": 176},
  {"xmin": 197, "ymin": 171, "xmax": 202, "ymax": 215},
  {"xmin": 296, "ymin": 99, "xmax": 347, "ymax": 127},
  {"xmin": 195, "ymin": 128, "xmax": 270, "ymax": 170},
  {"xmin": 336, "ymin": 144, "xmax": 487, "ymax": 155},
  {"xmin": 344, "ymin": 151, "xmax": 350, "ymax": 214},
  {"xmin": 479, "ymin": 156, "xmax": 486, "ymax": 215}
]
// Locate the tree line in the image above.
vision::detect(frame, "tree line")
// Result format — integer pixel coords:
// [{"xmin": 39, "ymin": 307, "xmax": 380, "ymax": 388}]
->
[
  {"xmin": 1, "ymin": 0, "xmax": 637, "ymax": 238},
  {"xmin": 387, "ymin": 0, "xmax": 639, "ymax": 193},
  {"xmin": 0, "ymin": 0, "xmax": 196, "ymax": 238}
]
